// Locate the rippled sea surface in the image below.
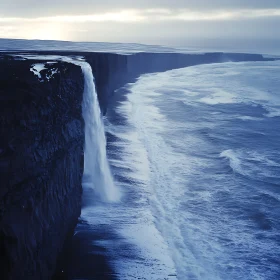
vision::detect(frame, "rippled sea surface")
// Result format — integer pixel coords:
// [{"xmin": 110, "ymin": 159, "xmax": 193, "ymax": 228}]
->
[
  {"xmin": 97, "ymin": 60, "xmax": 280, "ymax": 280},
  {"xmin": 0, "ymin": 38, "xmax": 180, "ymax": 54}
]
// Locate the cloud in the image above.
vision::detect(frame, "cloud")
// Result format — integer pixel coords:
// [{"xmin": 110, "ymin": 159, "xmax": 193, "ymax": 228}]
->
[
  {"xmin": 1, "ymin": 0, "xmax": 280, "ymax": 17},
  {"xmin": 1, "ymin": 8, "xmax": 280, "ymax": 24},
  {"xmin": 0, "ymin": 1, "xmax": 280, "ymax": 53}
]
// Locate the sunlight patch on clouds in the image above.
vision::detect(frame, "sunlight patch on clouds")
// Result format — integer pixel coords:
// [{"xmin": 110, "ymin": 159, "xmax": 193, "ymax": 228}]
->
[
  {"xmin": 46, "ymin": 10, "xmax": 144, "ymax": 22},
  {"xmin": 166, "ymin": 9, "xmax": 280, "ymax": 21},
  {"xmin": 0, "ymin": 10, "xmax": 144, "ymax": 23},
  {"xmin": 29, "ymin": 23, "xmax": 66, "ymax": 40},
  {"xmin": 0, "ymin": 21, "xmax": 69, "ymax": 40},
  {"xmin": 145, "ymin": 9, "xmax": 172, "ymax": 15},
  {"xmin": 0, "ymin": 26, "xmax": 17, "ymax": 37}
]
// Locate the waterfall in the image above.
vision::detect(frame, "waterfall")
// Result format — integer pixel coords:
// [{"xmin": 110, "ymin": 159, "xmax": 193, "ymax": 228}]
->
[
  {"xmin": 78, "ymin": 62, "xmax": 120, "ymax": 202},
  {"xmin": 19, "ymin": 54, "xmax": 120, "ymax": 203}
]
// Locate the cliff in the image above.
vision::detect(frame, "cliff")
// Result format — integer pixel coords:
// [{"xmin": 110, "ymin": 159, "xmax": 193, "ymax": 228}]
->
[
  {"xmin": 0, "ymin": 56, "xmax": 84, "ymax": 279},
  {"xmin": 86, "ymin": 52, "xmax": 273, "ymax": 114},
  {"xmin": 9, "ymin": 51, "xmax": 270, "ymax": 114},
  {"xmin": 0, "ymin": 51, "xmax": 275, "ymax": 279}
]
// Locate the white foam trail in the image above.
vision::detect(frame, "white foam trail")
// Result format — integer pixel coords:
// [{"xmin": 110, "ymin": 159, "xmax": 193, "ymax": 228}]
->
[
  {"xmin": 220, "ymin": 149, "xmax": 243, "ymax": 175},
  {"xmin": 199, "ymin": 89, "xmax": 237, "ymax": 105},
  {"xmin": 113, "ymin": 80, "xmax": 222, "ymax": 280},
  {"xmin": 264, "ymin": 106, "xmax": 280, "ymax": 118},
  {"xmin": 237, "ymin": 116, "xmax": 264, "ymax": 121},
  {"xmin": 79, "ymin": 62, "xmax": 120, "ymax": 202}
]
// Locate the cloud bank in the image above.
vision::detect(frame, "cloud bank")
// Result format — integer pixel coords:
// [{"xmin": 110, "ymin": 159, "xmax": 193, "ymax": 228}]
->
[{"xmin": 0, "ymin": 0, "xmax": 280, "ymax": 53}]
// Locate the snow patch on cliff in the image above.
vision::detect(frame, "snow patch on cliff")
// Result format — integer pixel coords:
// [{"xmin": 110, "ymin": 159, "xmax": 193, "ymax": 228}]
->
[
  {"xmin": 30, "ymin": 63, "xmax": 59, "ymax": 81},
  {"xmin": 30, "ymin": 63, "xmax": 46, "ymax": 80}
]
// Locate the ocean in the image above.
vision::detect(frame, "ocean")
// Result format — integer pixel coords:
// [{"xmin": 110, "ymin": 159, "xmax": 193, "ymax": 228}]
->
[{"xmin": 86, "ymin": 60, "xmax": 280, "ymax": 280}]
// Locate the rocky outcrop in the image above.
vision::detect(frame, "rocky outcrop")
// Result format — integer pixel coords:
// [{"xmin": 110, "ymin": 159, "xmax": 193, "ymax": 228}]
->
[{"xmin": 0, "ymin": 56, "xmax": 84, "ymax": 279}]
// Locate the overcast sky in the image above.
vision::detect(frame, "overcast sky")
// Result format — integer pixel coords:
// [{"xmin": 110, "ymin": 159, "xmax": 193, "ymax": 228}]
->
[{"xmin": 1, "ymin": 0, "xmax": 280, "ymax": 52}]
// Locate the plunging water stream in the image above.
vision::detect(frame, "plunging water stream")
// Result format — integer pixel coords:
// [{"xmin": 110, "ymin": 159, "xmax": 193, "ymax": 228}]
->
[{"xmin": 79, "ymin": 62, "xmax": 120, "ymax": 202}]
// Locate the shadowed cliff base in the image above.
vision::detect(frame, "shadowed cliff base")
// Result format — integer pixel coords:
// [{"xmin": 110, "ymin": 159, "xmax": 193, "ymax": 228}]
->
[{"xmin": 53, "ymin": 219, "xmax": 117, "ymax": 280}]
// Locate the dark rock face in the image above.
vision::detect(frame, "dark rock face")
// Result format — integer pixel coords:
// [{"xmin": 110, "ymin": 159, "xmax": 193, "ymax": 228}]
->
[
  {"xmin": 0, "ymin": 56, "xmax": 84, "ymax": 279},
  {"xmin": 85, "ymin": 53, "xmax": 128, "ymax": 115}
]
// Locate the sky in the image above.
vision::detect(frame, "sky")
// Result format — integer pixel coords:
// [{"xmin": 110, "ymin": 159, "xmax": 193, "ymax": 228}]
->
[{"xmin": 0, "ymin": 0, "xmax": 280, "ymax": 52}]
